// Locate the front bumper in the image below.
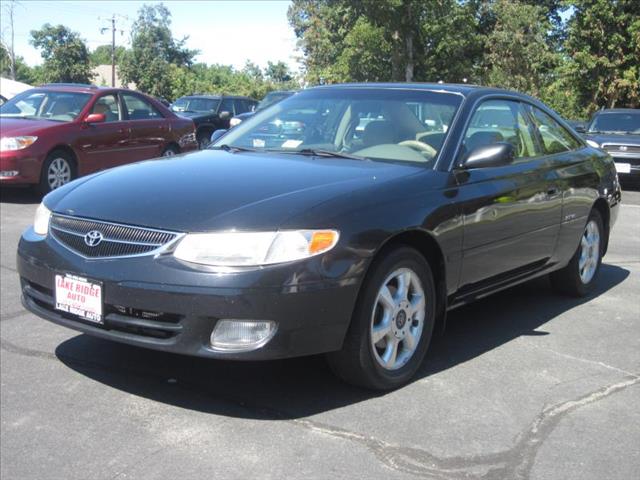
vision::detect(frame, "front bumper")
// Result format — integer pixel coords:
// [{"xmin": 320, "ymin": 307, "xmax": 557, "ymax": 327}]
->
[
  {"xmin": 0, "ymin": 149, "xmax": 41, "ymax": 185},
  {"xmin": 18, "ymin": 228, "xmax": 362, "ymax": 360}
]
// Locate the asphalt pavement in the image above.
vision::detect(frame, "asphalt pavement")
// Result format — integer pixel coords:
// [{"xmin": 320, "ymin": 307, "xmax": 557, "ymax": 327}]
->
[{"xmin": 1, "ymin": 185, "xmax": 639, "ymax": 480}]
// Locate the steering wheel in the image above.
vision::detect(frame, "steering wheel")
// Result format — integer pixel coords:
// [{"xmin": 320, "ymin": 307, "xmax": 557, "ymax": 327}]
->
[{"xmin": 398, "ymin": 140, "xmax": 438, "ymax": 158}]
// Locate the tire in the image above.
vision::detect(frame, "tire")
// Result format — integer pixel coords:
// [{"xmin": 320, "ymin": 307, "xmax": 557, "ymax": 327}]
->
[
  {"xmin": 39, "ymin": 150, "xmax": 75, "ymax": 194},
  {"xmin": 162, "ymin": 145, "xmax": 179, "ymax": 157},
  {"xmin": 551, "ymin": 209, "xmax": 604, "ymax": 297},
  {"xmin": 327, "ymin": 247, "xmax": 436, "ymax": 390},
  {"xmin": 197, "ymin": 131, "xmax": 211, "ymax": 150}
]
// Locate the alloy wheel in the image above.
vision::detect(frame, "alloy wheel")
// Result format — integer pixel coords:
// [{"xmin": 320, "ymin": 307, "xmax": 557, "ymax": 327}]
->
[
  {"xmin": 579, "ymin": 219, "xmax": 600, "ymax": 284},
  {"xmin": 47, "ymin": 157, "xmax": 71, "ymax": 190},
  {"xmin": 370, "ymin": 267, "xmax": 426, "ymax": 371}
]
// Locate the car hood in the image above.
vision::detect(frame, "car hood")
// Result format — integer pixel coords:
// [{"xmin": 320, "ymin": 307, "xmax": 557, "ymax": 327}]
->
[
  {"xmin": 46, "ymin": 150, "xmax": 424, "ymax": 232},
  {"xmin": 585, "ymin": 132, "xmax": 640, "ymax": 145},
  {"xmin": 0, "ymin": 117, "xmax": 63, "ymax": 135}
]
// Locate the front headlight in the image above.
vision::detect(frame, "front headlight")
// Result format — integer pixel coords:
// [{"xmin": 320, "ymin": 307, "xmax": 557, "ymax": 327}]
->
[
  {"xmin": 33, "ymin": 203, "xmax": 52, "ymax": 236},
  {"xmin": 0, "ymin": 136, "xmax": 38, "ymax": 152},
  {"xmin": 173, "ymin": 230, "xmax": 339, "ymax": 267},
  {"xmin": 586, "ymin": 139, "xmax": 600, "ymax": 148}
]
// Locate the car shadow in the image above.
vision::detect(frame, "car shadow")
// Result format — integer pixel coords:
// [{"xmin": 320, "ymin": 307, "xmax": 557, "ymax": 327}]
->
[
  {"xmin": 0, "ymin": 187, "xmax": 41, "ymax": 204},
  {"xmin": 55, "ymin": 263, "xmax": 629, "ymax": 420}
]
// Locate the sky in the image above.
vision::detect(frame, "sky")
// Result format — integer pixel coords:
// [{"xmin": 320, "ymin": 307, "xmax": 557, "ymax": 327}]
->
[{"xmin": 0, "ymin": 0, "xmax": 301, "ymax": 72}]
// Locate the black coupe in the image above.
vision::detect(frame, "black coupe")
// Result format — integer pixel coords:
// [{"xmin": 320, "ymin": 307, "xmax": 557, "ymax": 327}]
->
[{"xmin": 18, "ymin": 84, "xmax": 621, "ymax": 390}]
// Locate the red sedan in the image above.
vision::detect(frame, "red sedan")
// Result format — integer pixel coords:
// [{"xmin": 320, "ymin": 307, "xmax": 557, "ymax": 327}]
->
[{"xmin": 0, "ymin": 84, "xmax": 197, "ymax": 193}]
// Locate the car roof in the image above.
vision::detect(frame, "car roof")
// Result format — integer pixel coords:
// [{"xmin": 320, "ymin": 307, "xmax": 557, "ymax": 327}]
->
[
  {"xmin": 594, "ymin": 108, "xmax": 640, "ymax": 114},
  {"xmin": 32, "ymin": 84, "xmax": 144, "ymax": 95},
  {"xmin": 309, "ymin": 82, "xmax": 507, "ymax": 97},
  {"xmin": 178, "ymin": 94, "xmax": 255, "ymax": 100}
]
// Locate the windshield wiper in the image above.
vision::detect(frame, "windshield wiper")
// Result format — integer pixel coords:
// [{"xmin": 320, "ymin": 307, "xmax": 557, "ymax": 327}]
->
[
  {"xmin": 210, "ymin": 144, "xmax": 257, "ymax": 153},
  {"xmin": 279, "ymin": 148, "xmax": 366, "ymax": 161}
]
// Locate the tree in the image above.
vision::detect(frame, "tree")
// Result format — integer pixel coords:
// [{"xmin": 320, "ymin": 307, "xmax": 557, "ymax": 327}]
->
[
  {"xmin": 120, "ymin": 3, "xmax": 197, "ymax": 98},
  {"xmin": 242, "ymin": 61, "xmax": 264, "ymax": 81},
  {"xmin": 30, "ymin": 24, "xmax": 93, "ymax": 83},
  {"xmin": 265, "ymin": 61, "xmax": 293, "ymax": 83},
  {"xmin": 288, "ymin": 0, "xmax": 487, "ymax": 84},
  {"xmin": 90, "ymin": 44, "xmax": 127, "ymax": 66},
  {"xmin": 0, "ymin": 0, "xmax": 19, "ymax": 79},
  {"xmin": 564, "ymin": 0, "xmax": 640, "ymax": 113},
  {"xmin": 482, "ymin": 0, "xmax": 559, "ymax": 98}
]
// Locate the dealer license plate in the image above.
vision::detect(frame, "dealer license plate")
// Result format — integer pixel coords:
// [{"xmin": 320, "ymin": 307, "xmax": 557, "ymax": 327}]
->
[
  {"xmin": 55, "ymin": 273, "xmax": 103, "ymax": 323},
  {"xmin": 615, "ymin": 162, "xmax": 631, "ymax": 173}
]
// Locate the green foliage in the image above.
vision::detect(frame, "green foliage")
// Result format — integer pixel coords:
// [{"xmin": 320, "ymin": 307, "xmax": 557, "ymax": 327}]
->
[
  {"xmin": 334, "ymin": 18, "xmax": 391, "ymax": 82},
  {"xmin": 564, "ymin": 0, "xmax": 640, "ymax": 114},
  {"xmin": 90, "ymin": 45, "xmax": 127, "ymax": 66},
  {"xmin": 265, "ymin": 61, "xmax": 293, "ymax": 83},
  {"xmin": 120, "ymin": 3, "xmax": 198, "ymax": 98},
  {"xmin": 288, "ymin": 0, "xmax": 639, "ymax": 119},
  {"xmin": 483, "ymin": 0, "xmax": 559, "ymax": 98},
  {"xmin": 29, "ymin": 24, "xmax": 93, "ymax": 83},
  {"xmin": 167, "ymin": 62, "xmax": 298, "ymax": 101}
]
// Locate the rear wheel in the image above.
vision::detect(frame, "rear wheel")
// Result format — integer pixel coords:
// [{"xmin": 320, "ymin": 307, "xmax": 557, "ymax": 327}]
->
[
  {"xmin": 551, "ymin": 209, "xmax": 604, "ymax": 297},
  {"xmin": 39, "ymin": 150, "xmax": 75, "ymax": 194},
  {"xmin": 327, "ymin": 247, "xmax": 436, "ymax": 390}
]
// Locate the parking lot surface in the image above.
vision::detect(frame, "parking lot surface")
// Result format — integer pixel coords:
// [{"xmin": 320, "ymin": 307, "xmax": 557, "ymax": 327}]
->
[{"xmin": 1, "ymin": 187, "xmax": 639, "ymax": 480}]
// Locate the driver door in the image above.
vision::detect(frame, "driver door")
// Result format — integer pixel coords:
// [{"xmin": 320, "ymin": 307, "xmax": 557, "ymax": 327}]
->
[
  {"xmin": 454, "ymin": 99, "xmax": 562, "ymax": 292},
  {"xmin": 74, "ymin": 93, "xmax": 132, "ymax": 174}
]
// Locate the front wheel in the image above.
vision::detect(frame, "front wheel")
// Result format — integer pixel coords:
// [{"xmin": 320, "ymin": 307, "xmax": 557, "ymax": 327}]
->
[
  {"xmin": 327, "ymin": 247, "xmax": 436, "ymax": 390},
  {"xmin": 39, "ymin": 150, "xmax": 75, "ymax": 194},
  {"xmin": 551, "ymin": 209, "xmax": 604, "ymax": 297}
]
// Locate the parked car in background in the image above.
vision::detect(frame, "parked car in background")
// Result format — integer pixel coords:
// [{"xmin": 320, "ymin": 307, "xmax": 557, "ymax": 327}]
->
[
  {"xmin": 0, "ymin": 84, "xmax": 197, "ymax": 193},
  {"xmin": 566, "ymin": 119, "xmax": 586, "ymax": 132},
  {"xmin": 0, "ymin": 77, "xmax": 32, "ymax": 105},
  {"xmin": 171, "ymin": 94, "xmax": 258, "ymax": 148},
  {"xmin": 578, "ymin": 108, "xmax": 640, "ymax": 178},
  {"xmin": 229, "ymin": 90, "xmax": 296, "ymax": 128},
  {"xmin": 18, "ymin": 83, "xmax": 620, "ymax": 390}
]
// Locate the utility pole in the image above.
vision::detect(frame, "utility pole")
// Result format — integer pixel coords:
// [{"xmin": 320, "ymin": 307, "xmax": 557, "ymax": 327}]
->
[{"xmin": 99, "ymin": 14, "xmax": 126, "ymax": 87}]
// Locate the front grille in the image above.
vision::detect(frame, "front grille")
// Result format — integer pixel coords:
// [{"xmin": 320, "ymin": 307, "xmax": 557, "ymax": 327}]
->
[
  {"xmin": 50, "ymin": 214, "xmax": 180, "ymax": 258},
  {"xmin": 602, "ymin": 144, "xmax": 640, "ymax": 155}
]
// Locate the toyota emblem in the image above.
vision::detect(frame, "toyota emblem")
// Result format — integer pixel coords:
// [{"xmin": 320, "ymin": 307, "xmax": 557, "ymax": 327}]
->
[
  {"xmin": 84, "ymin": 230, "xmax": 104, "ymax": 247},
  {"xmin": 619, "ymin": 145, "xmax": 628, "ymax": 151}
]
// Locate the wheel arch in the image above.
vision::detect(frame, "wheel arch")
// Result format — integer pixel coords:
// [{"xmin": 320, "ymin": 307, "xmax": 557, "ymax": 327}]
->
[
  {"xmin": 363, "ymin": 229, "xmax": 448, "ymax": 335},
  {"xmin": 163, "ymin": 142, "xmax": 181, "ymax": 154},
  {"xmin": 45, "ymin": 145, "xmax": 78, "ymax": 171}
]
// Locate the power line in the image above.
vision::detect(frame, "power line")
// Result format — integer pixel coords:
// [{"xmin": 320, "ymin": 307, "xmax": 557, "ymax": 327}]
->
[{"xmin": 98, "ymin": 14, "xmax": 127, "ymax": 87}]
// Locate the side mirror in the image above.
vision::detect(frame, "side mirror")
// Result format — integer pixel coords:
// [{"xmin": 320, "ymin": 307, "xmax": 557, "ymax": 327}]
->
[
  {"xmin": 210, "ymin": 129, "xmax": 228, "ymax": 143},
  {"xmin": 84, "ymin": 113, "xmax": 106, "ymax": 124},
  {"xmin": 574, "ymin": 125, "xmax": 586, "ymax": 133},
  {"xmin": 219, "ymin": 111, "xmax": 231, "ymax": 120},
  {"xmin": 461, "ymin": 142, "xmax": 515, "ymax": 169}
]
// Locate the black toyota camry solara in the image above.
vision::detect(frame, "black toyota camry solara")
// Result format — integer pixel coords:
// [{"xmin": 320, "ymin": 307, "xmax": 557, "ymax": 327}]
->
[{"xmin": 18, "ymin": 84, "xmax": 621, "ymax": 390}]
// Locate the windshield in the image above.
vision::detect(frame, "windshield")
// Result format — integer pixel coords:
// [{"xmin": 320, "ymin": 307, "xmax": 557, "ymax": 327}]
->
[
  {"xmin": 0, "ymin": 90, "xmax": 92, "ymax": 122},
  {"xmin": 171, "ymin": 97, "xmax": 220, "ymax": 113},
  {"xmin": 588, "ymin": 112, "xmax": 640, "ymax": 134},
  {"xmin": 216, "ymin": 88, "xmax": 462, "ymax": 166},
  {"xmin": 257, "ymin": 91, "xmax": 293, "ymax": 111}
]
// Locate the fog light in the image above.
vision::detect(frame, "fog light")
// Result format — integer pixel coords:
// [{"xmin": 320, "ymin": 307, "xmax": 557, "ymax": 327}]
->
[
  {"xmin": 0, "ymin": 170, "xmax": 19, "ymax": 177},
  {"xmin": 210, "ymin": 320, "xmax": 276, "ymax": 351}
]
